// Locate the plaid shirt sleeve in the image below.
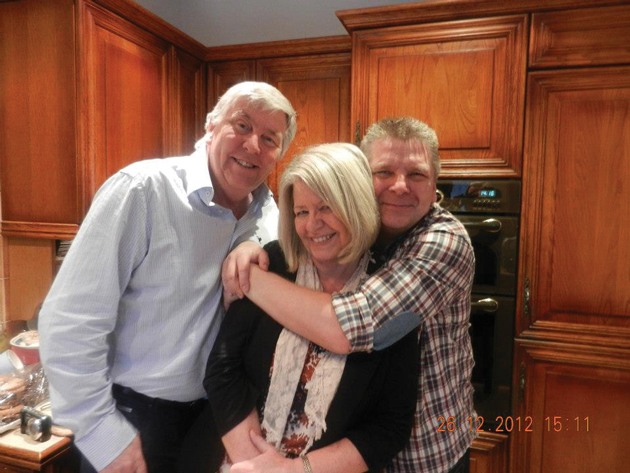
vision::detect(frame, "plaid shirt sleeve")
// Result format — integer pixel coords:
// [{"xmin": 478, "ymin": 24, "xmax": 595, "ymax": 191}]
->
[{"xmin": 333, "ymin": 214, "xmax": 475, "ymax": 352}]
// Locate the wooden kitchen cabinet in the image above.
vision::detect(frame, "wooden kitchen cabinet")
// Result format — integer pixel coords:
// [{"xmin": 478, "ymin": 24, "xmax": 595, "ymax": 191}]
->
[
  {"xmin": 343, "ymin": 15, "xmax": 528, "ymax": 178},
  {"xmin": 512, "ymin": 6, "xmax": 630, "ymax": 473},
  {"xmin": 207, "ymin": 36, "xmax": 351, "ymax": 195},
  {"xmin": 517, "ymin": 66, "xmax": 630, "ymax": 340},
  {"xmin": 0, "ymin": 0, "xmax": 206, "ymax": 238},
  {"xmin": 511, "ymin": 339, "xmax": 630, "ymax": 472}
]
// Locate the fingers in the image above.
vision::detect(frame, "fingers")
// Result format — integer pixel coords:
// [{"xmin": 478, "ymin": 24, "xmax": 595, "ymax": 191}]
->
[
  {"xmin": 249, "ymin": 429, "xmax": 271, "ymax": 453},
  {"xmin": 236, "ymin": 255, "xmax": 252, "ymax": 294}
]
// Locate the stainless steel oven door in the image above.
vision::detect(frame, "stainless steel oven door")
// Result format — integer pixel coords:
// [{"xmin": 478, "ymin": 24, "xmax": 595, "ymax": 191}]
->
[{"xmin": 456, "ymin": 215, "xmax": 519, "ymax": 296}]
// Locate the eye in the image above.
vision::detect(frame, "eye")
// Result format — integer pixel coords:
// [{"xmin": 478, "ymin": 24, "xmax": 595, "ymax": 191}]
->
[
  {"xmin": 409, "ymin": 172, "xmax": 429, "ymax": 181},
  {"xmin": 319, "ymin": 205, "xmax": 332, "ymax": 213},
  {"xmin": 373, "ymin": 170, "xmax": 393, "ymax": 178},
  {"xmin": 294, "ymin": 210, "xmax": 308, "ymax": 217},
  {"xmin": 262, "ymin": 135, "xmax": 279, "ymax": 148},
  {"xmin": 234, "ymin": 120, "xmax": 251, "ymax": 134}
]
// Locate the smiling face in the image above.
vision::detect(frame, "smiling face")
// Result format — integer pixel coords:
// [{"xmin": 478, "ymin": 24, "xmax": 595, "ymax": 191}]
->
[
  {"xmin": 292, "ymin": 179, "xmax": 351, "ymax": 270},
  {"xmin": 207, "ymin": 101, "xmax": 287, "ymax": 205},
  {"xmin": 370, "ymin": 137, "xmax": 437, "ymax": 240}
]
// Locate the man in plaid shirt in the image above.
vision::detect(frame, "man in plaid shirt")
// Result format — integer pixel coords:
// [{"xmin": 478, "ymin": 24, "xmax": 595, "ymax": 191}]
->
[{"xmin": 225, "ymin": 117, "xmax": 476, "ymax": 473}]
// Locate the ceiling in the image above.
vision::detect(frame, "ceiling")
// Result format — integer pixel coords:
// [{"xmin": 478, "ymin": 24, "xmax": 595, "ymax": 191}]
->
[{"xmin": 133, "ymin": 0, "xmax": 426, "ymax": 47}]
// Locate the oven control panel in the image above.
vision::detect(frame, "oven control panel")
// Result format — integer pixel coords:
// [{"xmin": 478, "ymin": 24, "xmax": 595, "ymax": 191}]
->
[{"xmin": 436, "ymin": 180, "xmax": 521, "ymax": 214}]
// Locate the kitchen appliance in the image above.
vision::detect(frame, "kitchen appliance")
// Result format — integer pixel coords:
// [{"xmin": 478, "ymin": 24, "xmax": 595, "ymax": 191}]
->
[{"xmin": 436, "ymin": 180, "xmax": 521, "ymax": 428}]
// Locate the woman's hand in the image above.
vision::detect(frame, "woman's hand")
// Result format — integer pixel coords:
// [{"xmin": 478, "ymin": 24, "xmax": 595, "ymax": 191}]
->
[
  {"xmin": 229, "ymin": 431, "xmax": 300, "ymax": 473},
  {"xmin": 222, "ymin": 242, "xmax": 270, "ymax": 299}
]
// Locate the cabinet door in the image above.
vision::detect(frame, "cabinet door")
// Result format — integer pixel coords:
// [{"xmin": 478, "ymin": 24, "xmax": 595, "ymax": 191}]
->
[
  {"xmin": 0, "ymin": 0, "xmax": 79, "ymax": 229},
  {"xmin": 84, "ymin": 4, "xmax": 170, "ymax": 201},
  {"xmin": 167, "ymin": 49, "xmax": 206, "ymax": 156},
  {"xmin": 518, "ymin": 67, "xmax": 630, "ymax": 341},
  {"xmin": 207, "ymin": 60, "xmax": 256, "ymax": 108},
  {"xmin": 352, "ymin": 15, "xmax": 527, "ymax": 177},
  {"xmin": 257, "ymin": 53, "xmax": 351, "ymax": 194},
  {"xmin": 511, "ymin": 339, "xmax": 630, "ymax": 473}
]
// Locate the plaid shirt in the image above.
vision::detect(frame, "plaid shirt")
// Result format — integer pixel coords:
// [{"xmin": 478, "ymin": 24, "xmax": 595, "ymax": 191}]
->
[{"xmin": 333, "ymin": 204, "xmax": 477, "ymax": 472}]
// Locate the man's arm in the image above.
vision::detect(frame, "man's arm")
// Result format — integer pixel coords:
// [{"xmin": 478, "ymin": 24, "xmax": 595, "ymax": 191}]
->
[
  {"xmin": 244, "ymin": 224, "xmax": 474, "ymax": 354},
  {"xmin": 39, "ymin": 172, "xmax": 149, "ymax": 471},
  {"xmin": 246, "ymin": 266, "xmax": 350, "ymax": 354}
]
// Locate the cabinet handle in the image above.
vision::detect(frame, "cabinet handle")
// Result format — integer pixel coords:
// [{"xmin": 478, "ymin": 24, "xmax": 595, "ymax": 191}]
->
[
  {"xmin": 354, "ymin": 121, "xmax": 361, "ymax": 146},
  {"xmin": 519, "ymin": 362, "xmax": 526, "ymax": 403},
  {"xmin": 462, "ymin": 218, "xmax": 502, "ymax": 233},
  {"xmin": 471, "ymin": 297, "xmax": 498, "ymax": 313},
  {"xmin": 523, "ymin": 277, "xmax": 531, "ymax": 322}
]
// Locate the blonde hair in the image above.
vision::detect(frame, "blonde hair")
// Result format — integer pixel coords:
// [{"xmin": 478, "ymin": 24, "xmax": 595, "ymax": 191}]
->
[
  {"xmin": 204, "ymin": 82, "xmax": 297, "ymax": 156},
  {"xmin": 361, "ymin": 117, "xmax": 441, "ymax": 178},
  {"xmin": 278, "ymin": 143, "xmax": 380, "ymax": 272}
]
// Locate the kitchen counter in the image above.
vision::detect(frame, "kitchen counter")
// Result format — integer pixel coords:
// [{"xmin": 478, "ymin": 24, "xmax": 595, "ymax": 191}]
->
[{"xmin": 0, "ymin": 428, "xmax": 78, "ymax": 472}]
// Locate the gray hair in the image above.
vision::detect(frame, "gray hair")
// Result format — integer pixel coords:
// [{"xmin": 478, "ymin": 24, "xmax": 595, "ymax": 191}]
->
[
  {"xmin": 360, "ymin": 117, "xmax": 441, "ymax": 178},
  {"xmin": 203, "ymin": 82, "xmax": 297, "ymax": 156},
  {"xmin": 278, "ymin": 143, "xmax": 380, "ymax": 272}
]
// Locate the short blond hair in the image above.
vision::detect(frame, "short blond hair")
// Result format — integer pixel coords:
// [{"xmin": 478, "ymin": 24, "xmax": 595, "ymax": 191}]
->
[
  {"xmin": 361, "ymin": 117, "xmax": 441, "ymax": 178},
  {"xmin": 278, "ymin": 143, "xmax": 380, "ymax": 272}
]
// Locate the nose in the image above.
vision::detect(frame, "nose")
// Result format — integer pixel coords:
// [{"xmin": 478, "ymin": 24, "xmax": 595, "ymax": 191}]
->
[
  {"xmin": 243, "ymin": 134, "xmax": 261, "ymax": 154},
  {"xmin": 390, "ymin": 173, "xmax": 410, "ymax": 195},
  {"xmin": 306, "ymin": 212, "xmax": 323, "ymax": 232}
]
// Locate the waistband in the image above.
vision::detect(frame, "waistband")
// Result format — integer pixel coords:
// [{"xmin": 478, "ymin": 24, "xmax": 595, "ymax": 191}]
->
[{"xmin": 112, "ymin": 384, "xmax": 206, "ymax": 411}]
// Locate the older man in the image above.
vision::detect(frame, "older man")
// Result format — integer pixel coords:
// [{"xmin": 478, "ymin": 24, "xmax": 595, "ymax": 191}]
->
[
  {"xmin": 39, "ymin": 82, "xmax": 297, "ymax": 473},
  {"xmin": 225, "ymin": 117, "xmax": 476, "ymax": 473}
]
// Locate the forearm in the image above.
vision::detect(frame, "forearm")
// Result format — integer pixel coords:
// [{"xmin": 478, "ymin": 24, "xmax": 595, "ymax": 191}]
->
[
  {"xmin": 306, "ymin": 438, "xmax": 367, "ymax": 473},
  {"xmin": 247, "ymin": 265, "xmax": 350, "ymax": 354},
  {"xmin": 222, "ymin": 409, "xmax": 263, "ymax": 464}
]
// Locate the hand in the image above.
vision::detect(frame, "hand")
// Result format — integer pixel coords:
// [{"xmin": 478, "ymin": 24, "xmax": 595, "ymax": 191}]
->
[
  {"xmin": 229, "ymin": 431, "xmax": 299, "ymax": 473},
  {"xmin": 100, "ymin": 436, "xmax": 147, "ymax": 473},
  {"xmin": 222, "ymin": 242, "xmax": 269, "ymax": 298}
]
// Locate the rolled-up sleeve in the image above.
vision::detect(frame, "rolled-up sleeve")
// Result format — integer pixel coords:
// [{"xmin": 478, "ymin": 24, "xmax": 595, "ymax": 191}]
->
[
  {"xmin": 39, "ymin": 171, "xmax": 148, "ymax": 470},
  {"xmin": 333, "ymin": 227, "xmax": 474, "ymax": 352}
]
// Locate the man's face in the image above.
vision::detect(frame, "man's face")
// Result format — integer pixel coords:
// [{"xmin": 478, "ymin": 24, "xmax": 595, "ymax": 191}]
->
[
  {"xmin": 370, "ymin": 138, "xmax": 437, "ymax": 239},
  {"xmin": 207, "ymin": 102, "xmax": 287, "ymax": 202}
]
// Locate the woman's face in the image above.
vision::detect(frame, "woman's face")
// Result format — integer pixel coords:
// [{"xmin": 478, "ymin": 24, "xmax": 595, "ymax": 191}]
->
[{"xmin": 292, "ymin": 179, "xmax": 351, "ymax": 268}]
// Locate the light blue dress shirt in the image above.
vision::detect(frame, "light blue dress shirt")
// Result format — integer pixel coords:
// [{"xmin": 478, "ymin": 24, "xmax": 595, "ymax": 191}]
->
[{"xmin": 39, "ymin": 146, "xmax": 278, "ymax": 470}]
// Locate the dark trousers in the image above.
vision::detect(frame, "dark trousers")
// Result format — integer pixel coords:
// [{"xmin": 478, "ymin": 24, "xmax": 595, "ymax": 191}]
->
[
  {"xmin": 80, "ymin": 384, "xmax": 215, "ymax": 473},
  {"xmin": 448, "ymin": 449, "xmax": 470, "ymax": 473}
]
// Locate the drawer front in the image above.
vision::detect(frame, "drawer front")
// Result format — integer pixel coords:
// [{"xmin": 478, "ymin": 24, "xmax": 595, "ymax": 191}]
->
[{"xmin": 530, "ymin": 5, "xmax": 630, "ymax": 68}]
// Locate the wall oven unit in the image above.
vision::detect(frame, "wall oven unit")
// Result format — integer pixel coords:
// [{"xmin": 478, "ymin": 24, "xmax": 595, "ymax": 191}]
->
[{"xmin": 436, "ymin": 180, "xmax": 521, "ymax": 428}]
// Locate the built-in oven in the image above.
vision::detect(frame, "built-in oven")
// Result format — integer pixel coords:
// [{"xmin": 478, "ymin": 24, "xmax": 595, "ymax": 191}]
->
[{"xmin": 436, "ymin": 180, "xmax": 521, "ymax": 428}]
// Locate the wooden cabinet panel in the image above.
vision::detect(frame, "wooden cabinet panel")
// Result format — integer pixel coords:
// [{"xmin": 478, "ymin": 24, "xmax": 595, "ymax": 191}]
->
[
  {"xmin": 511, "ymin": 340, "xmax": 630, "ymax": 473},
  {"xmin": 85, "ymin": 4, "xmax": 170, "ymax": 199},
  {"xmin": 530, "ymin": 5, "xmax": 630, "ymax": 68},
  {"xmin": 168, "ymin": 49, "xmax": 206, "ymax": 156},
  {"xmin": 470, "ymin": 432, "xmax": 509, "ymax": 473},
  {"xmin": 0, "ymin": 0, "xmax": 79, "ymax": 226},
  {"xmin": 207, "ymin": 60, "xmax": 256, "ymax": 108},
  {"xmin": 518, "ymin": 67, "xmax": 630, "ymax": 341},
  {"xmin": 351, "ymin": 15, "xmax": 527, "ymax": 177},
  {"xmin": 257, "ymin": 54, "xmax": 351, "ymax": 194}
]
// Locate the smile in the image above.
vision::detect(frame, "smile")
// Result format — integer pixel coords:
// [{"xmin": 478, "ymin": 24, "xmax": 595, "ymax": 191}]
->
[
  {"xmin": 234, "ymin": 158, "xmax": 255, "ymax": 169},
  {"xmin": 312, "ymin": 233, "xmax": 335, "ymax": 243}
]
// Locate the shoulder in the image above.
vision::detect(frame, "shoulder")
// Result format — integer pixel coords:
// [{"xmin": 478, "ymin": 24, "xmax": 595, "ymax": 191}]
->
[
  {"xmin": 263, "ymin": 241, "xmax": 296, "ymax": 281},
  {"xmin": 402, "ymin": 205, "xmax": 472, "ymax": 256}
]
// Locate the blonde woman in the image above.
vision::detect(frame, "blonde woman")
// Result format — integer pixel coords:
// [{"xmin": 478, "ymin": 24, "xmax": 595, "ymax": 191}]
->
[{"xmin": 203, "ymin": 143, "xmax": 418, "ymax": 473}]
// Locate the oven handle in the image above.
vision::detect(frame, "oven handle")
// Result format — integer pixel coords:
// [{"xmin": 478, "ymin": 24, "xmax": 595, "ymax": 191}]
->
[
  {"xmin": 471, "ymin": 297, "xmax": 499, "ymax": 313},
  {"xmin": 463, "ymin": 218, "xmax": 502, "ymax": 233}
]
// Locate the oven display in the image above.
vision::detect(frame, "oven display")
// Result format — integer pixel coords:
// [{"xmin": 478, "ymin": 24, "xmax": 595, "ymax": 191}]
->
[{"xmin": 479, "ymin": 189, "xmax": 497, "ymax": 198}]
